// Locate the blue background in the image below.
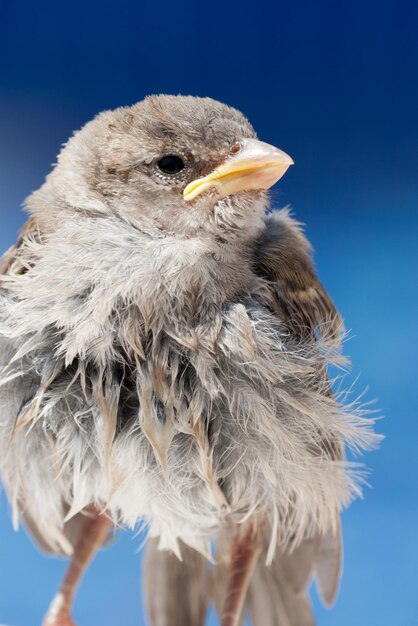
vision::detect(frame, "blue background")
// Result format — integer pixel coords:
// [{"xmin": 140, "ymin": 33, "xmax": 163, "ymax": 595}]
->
[{"xmin": 0, "ymin": 1, "xmax": 417, "ymax": 624}]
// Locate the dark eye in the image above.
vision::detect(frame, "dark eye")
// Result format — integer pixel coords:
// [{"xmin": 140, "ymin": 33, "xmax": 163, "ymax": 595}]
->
[{"xmin": 157, "ymin": 154, "xmax": 185, "ymax": 175}]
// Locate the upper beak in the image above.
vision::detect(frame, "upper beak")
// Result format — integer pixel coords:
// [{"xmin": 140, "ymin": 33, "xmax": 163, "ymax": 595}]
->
[{"xmin": 183, "ymin": 138, "xmax": 294, "ymax": 202}]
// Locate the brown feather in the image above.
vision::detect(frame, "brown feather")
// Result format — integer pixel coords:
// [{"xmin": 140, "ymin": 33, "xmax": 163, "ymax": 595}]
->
[{"xmin": 255, "ymin": 210, "xmax": 343, "ymax": 341}]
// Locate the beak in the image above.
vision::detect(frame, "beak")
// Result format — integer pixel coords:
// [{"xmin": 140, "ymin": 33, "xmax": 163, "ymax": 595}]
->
[{"xmin": 183, "ymin": 138, "xmax": 294, "ymax": 202}]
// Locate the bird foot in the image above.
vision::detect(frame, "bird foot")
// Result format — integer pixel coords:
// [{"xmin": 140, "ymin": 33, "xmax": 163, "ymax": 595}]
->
[{"xmin": 42, "ymin": 593, "xmax": 76, "ymax": 626}]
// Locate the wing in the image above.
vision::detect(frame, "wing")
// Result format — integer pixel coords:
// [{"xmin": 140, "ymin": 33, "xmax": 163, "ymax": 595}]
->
[
  {"xmin": 252, "ymin": 209, "xmax": 344, "ymax": 610},
  {"xmin": 254, "ymin": 209, "xmax": 343, "ymax": 342}
]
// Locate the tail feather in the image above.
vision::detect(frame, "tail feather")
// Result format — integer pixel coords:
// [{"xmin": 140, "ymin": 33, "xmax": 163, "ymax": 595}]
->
[
  {"xmin": 143, "ymin": 522, "xmax": 342, "ymax": 626},
  {"xmin": 247, "ymin": 523, "xmax": 342, "ymax": 625},
  {"xmin": 246, "ymin": 537, "xmax": 319, "ymax": 626},
  {"xmin": 247, "ymin": 565, "xmax": 315, "ymax": 626},
  {"xmin": 277, "ymin": 536, "xmax": 321, "ymax": 594},
  {"xmin": 315, "ymin": 525, "xmax": 342, "ymax": 606},
  {"xmin": 144, "ymin": 537, "xmax": 209, "ymax": 626}
]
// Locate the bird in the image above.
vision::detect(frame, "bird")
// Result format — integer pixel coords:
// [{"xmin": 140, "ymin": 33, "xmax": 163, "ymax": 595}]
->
[{"xmin": 0, "ymin": 94, "xmax": 378, "ymax": 626}]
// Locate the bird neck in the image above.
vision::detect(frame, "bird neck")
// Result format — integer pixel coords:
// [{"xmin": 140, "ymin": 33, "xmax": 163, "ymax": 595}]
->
[{"xmin": 133, "ymin": 233, "xmax": 257, "ymax": 322}]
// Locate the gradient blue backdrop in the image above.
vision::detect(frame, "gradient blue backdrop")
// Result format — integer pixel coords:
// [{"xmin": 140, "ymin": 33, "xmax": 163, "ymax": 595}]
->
[{"xmin": 0, "ymin": 1, "xmax": 417, "ymax": 624}]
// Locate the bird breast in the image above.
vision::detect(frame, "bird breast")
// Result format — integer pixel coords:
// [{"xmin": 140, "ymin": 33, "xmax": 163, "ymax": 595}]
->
[{"xmin": 0, "ymin": 216, "xmax": 373, "ymax": 557}]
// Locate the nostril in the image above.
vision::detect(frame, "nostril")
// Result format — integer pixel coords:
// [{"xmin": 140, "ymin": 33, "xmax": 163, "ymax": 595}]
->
[{"xmin": 230, "ymin": 143, "xmax": 241, "ymax": 155}]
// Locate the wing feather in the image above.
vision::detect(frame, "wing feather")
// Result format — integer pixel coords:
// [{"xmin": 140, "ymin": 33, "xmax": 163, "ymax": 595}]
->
[
  {"xmin": 252, "ymin": 209, "xmax": 344, "ymax": 612},
  {"xmin": 255, "ymin": 209, "xmax": 343, "ymax": 341}
]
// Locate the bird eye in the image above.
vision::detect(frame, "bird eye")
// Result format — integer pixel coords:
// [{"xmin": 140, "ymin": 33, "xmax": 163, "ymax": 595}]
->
[{"xmin": 157, "ymin": 154, "xmax": 185, "ymax": 175}]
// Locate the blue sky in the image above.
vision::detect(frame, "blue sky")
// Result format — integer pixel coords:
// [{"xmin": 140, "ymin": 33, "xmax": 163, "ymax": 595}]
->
[{"xmin": 0, "ymin": 0, "xmax": 417, "ymax": 624}]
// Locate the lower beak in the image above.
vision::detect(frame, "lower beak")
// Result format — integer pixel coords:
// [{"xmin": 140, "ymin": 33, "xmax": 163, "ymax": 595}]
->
[{"xmin": 183, "ymin": 138, "xmax": 293, "ymax": 202}]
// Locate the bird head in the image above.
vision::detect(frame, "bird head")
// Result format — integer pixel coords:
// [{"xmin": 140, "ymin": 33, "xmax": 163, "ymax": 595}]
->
[{"xmin": 30, "ymin": 95, "xmax": 293, "ymax": 245}]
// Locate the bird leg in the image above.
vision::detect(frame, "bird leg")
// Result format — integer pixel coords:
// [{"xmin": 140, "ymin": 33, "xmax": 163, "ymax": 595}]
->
[
  {"xmin": 43, "ymin": 506, "xmax": 111, "ymax": 626},
  {"xmin": 221, "ymin": 522, "xmax": 262, "ymax": 626}
]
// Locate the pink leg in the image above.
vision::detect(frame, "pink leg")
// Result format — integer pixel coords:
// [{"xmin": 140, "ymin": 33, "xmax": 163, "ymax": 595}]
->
[
  {"xmin": 43, "ymin": 507, "xmax": 111, "ymax": 626},
  {"xmin": 221, "ymin": 523, "xmax": 262, "ymax": 626}
]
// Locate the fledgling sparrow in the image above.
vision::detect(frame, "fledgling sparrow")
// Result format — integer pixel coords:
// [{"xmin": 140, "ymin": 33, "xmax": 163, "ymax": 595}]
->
[{"xmin": 0, "ymin": 95, "xmax": 378, "ymax": 626}]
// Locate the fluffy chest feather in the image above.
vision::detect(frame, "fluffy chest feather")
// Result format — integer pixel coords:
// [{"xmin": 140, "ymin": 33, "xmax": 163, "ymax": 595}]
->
[{"xmin": 0, "ymin": 215, "xmax": 374, "ymax": 557}]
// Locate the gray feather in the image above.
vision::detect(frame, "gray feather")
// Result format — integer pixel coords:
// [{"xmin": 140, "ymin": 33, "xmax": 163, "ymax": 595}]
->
[
  {"xmin": 144, "ymin": 538, "xmax": 209, "ymax": 626},
  {"xmin": 315, "ymin": 524, "xmax": 343, "ymax": 606},
  {"xmin": 245, "ymin": 535, "xmax": 319, "ymax": 626}
]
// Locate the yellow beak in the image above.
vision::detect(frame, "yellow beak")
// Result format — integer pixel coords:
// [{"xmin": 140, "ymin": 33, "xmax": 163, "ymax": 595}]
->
[{"xmin": 183, "ymin": 138, "xmax": 293, "ymax": 202}]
